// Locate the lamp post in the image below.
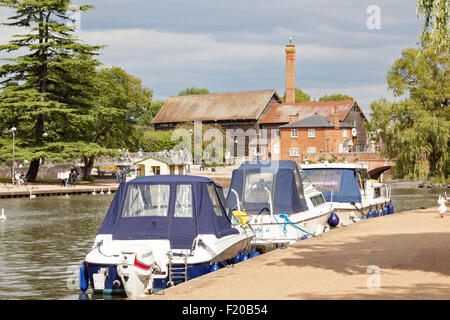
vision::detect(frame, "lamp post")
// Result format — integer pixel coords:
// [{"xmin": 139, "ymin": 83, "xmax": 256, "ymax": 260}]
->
[
  {"xmin": 9, "ymin": 127, "xmax": 17, "ymax": 184},
  {"xmin": 326, "ymin": 136, "xmax": 329, "ymax": 153}
]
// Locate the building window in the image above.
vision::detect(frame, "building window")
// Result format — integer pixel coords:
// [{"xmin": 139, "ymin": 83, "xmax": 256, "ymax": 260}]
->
[
  {"xmin": 343, "ymin": 129, "xmax": 347, "ymax": 138},
  {"xmin": 290, "ymin": 148, "xmax": 300, "ymax": 157},
  {"xmin": 275, "ymin": 129, "xmax": 280, "ymax": 138},
  {"xmin": 308, "ymin": 129, "xmax": 315, "ymax": 138},
  {"xmin": 307, "ymin": 147, "xmax": 317, "ymax": 154},
  {"xmin": 273, "ymin": 143, "xmax": 280, "ymax": 155},
  {"xmin": 291, "ymin": 129, "xmax": 298, "ymax": 138}
]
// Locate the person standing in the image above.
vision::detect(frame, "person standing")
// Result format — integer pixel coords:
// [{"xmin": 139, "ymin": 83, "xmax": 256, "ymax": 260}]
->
[
  {"xmin": 115, "ymin": 167, "xmax": 121, "ymax": 183},
  {"xmin": 64, "ymin": 169, "xmax": 70, "ymax": 187},
  {"xmin": 121, "ymin": 168, "xmax": 127, "ymax": 182},
  {"xmin": 58, "ymin": 170, "xmax": 64, "ymax": 187},
  {"xmin": 70, "ymin": 166, "xmax": 78, "ymax": 187}
]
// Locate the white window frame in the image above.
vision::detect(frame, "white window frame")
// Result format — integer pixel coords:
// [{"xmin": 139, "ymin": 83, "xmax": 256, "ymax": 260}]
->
[
  {"xmin": 291, "ymin": 129, "xmax": 298, "ymax": 138},
  {"xmin": 307, "ymin": 147, "xmax": 317, "ymax": 154},
  {"xmin": 308, "ymin": 129, "xmax": 315, "ymax": 138},
  {"xmin": 343, "ymin": 129, "xmax": 347, "ymax": 138},
  {"xmin": 290, "ymin": 148, "xmax": 300, "ymax": 157}
]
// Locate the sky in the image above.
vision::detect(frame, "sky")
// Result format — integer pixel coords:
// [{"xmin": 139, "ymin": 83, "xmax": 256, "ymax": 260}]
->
[{"xmin": 0, "ymin": 0, "xmax": 424, "ymax": 116}]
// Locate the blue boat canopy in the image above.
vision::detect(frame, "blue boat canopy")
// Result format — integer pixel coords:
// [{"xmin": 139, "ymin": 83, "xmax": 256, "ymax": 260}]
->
[
  {"xmin": 303, "ymin": 168, "xmax": 362, "ymax": 203},
  {"xmin": 97, "ymin": 175, "xmax": 238, "ymax": 249},
  {"xmin": 226, "ymin": 161, "xmax": 308, "ymax": 215}
]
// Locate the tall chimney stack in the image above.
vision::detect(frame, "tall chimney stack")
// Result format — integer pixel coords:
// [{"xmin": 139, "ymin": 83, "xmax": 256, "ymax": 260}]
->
[{"xmin": 285, "ymin": 38, "xmax": 296, "ymax": 104}]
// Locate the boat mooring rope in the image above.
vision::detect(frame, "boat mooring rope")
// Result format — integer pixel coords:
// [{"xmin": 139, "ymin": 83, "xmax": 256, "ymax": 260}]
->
[{"xmin": 273, "ymin": 213, "xmax": 315, "ymax": 237}]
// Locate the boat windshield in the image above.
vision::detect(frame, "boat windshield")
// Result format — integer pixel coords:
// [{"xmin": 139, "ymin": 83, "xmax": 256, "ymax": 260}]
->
[
  {"xmin": 299, "ymin": 169, "xmax": 313, "ymax": 189},
  {"xmin": 243, "ymin": 172, "xmax": 274, "ymax": 204}
]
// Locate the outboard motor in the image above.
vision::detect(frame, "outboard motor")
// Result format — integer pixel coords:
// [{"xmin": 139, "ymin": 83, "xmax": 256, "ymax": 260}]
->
[{"xmin": 116, "ymin": 245, "xmax": 156, "ymax": 298}]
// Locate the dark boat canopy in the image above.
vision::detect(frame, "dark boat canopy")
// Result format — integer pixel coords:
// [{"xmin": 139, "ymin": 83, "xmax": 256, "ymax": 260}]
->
[
  {"xmin": 226, "ymin": 161, "xmax": 308, "ymax": 215},
  {"xmin": 303, "ymin": 168, "xmax": 361, "ymax": 203},
  {"xmin": 97, "ymin": 175, "xmax": 238, "ymax": 249}
]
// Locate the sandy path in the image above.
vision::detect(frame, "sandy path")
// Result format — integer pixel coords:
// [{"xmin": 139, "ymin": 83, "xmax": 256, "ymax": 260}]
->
[{"xmin": 144, "ymin": 206, "xmax": 450, "ymax": 300}]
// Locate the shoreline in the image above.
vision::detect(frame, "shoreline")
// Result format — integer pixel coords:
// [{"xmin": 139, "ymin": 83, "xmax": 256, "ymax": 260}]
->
[{"xmin": 142, "ymin": 206, "xmax": 450, "ymax": 300}]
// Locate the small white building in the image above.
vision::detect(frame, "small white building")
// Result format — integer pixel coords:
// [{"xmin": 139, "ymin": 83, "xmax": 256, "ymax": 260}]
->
[{"xmin": 134, "ymin": 156, "xmax": 188, "ymax": 176}]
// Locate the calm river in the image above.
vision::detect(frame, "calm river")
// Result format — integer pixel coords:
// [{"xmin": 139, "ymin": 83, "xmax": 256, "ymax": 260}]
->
[{"xmin": 0, "ymin": 187, "xmax": 447, "ymax": 300}]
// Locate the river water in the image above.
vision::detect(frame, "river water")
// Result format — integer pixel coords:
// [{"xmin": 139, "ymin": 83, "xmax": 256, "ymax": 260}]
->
[{"xmin": 0, "ymin": 187, "xmax": 447, "ymax": 300}]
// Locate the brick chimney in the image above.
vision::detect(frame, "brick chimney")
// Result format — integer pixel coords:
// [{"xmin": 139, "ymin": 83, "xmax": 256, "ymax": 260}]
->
[
  {"xmin": 288, "ymin": 112, "xmax": 299, "ymax": 123},
  {"xmin": 285, "ymin": 41, "xmax": 296, "ymax": 104},
  {"xmin": 330, "ymin": 106, "xmax": 339, "ymax": 129}
]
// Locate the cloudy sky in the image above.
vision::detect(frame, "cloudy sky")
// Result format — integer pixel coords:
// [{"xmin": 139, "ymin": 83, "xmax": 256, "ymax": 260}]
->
[{"xmin": 0, "ymin": 0, "xmax": 424, "ymax": 115}]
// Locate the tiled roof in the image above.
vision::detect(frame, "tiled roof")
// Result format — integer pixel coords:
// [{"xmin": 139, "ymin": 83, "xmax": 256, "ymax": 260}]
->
[
  {"xmin": 280, "ymin": 113, "xmax": 354, "ymax": 129},
  {"xmin": 152, "ymin": 90, "xmax": 282, "ymax": 123},
  {"xmin": 260, "ymin": 100, "xmax": 365, "ymax": 124}
]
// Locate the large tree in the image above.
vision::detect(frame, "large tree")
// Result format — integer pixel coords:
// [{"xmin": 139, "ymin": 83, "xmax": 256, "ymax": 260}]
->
[
  {"xmin": 368, "ymin": 46, "xmax": 449, "ymax": 180},
  {"xmin": 0, "ymin": 0, "xmax": 102, "ymax": 181},
  {"xmin": 78, "ymin": 66, "xmax": 153, "ymax": 179}
]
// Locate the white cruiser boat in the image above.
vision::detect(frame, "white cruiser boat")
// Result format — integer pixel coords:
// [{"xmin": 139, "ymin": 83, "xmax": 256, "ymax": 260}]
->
[
  {"xmin": 226, "ymin": 161, "xmax": 335, "ymax": 253},
  {"xmin": 300, "ymin": 162, "xmax": 393, "ymax": 225},
  {"xmin": 79, "ymin": 175, "xmax": 254, "ymax": 298}
]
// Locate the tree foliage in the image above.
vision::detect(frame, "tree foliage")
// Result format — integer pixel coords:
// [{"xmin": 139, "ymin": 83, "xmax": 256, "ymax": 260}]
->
[
  {"xmin": 282, "ymin": 88, "xmax": 311, "ymax": 103},
  {"xmin": 318, "ymin": 94, "xmax": 354, "ymax": 102},
  {"xmin": 178, "ymin": 87, "xmax": 210, "ymax": 96},
  {"xmin": 139, "ymin": 130, "xmax": 180, "ymax": 152},
  {"xmin": 368, "ymin": 46, "xmax": 449, "ymax": 181},
  {"xmin": 0, "ymin": 0, "xmax": 102, "ymax": 181},
  {"xmin": 417, "ymin": 0, "xmax": 449, "ymax": 51}
]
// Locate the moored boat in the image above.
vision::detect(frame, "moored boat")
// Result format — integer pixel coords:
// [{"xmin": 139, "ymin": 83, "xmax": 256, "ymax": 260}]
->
[
  {"xmin": 80, "ymin": 175, "xmax": 254, "ymax": 298},
  {"xmin": 226, "ymin": 161, "xmax": 335, "ymax": 253},
  {"xmin": 300, "ymin": 162, "xmax": 393, "ymax": 225}
]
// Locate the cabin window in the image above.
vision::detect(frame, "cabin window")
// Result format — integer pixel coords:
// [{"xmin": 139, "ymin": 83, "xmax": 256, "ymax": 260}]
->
[
  {"xmin": 174, "ymin": 184, "xmax": 193, "ymax": 218},
  {"xmin": 374, "ymin": 188, "xmax": 381, "ymax": 198},
  {"xmin": 243, "ymin": 173, "xmax": 274, "ymax": 204},
  {"xmin": 308, "ymin": 170, "xmax": 342, "ymax": 193},
  {"xmin": 310, "ymin": 194, "xmax": 325, "ymax": 207},
  {"xmin": 308, "ymin": 129, "xmax": 315, "ymax": 138},
  {"xmin": 207, "ymin": 184, "xmax": 223, "ymax": 217},
  {"xmin": 122, "ymin": 184, "xmax": 170, "ymax": 217}
]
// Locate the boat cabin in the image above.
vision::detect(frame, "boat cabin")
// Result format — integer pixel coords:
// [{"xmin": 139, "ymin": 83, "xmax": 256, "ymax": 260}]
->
[
  {"xmin": 226, "ymin": 161, "xmax": 309, "ymax": 215},
  {"xmin": 97, "ymin": 175, "xmax": 238, "ymax": 249}
]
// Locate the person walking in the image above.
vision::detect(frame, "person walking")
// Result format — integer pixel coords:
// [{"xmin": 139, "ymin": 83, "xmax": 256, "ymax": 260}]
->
[{"xmin": 121, "ymin": 168, "xmax": 127, "ymax": 182}]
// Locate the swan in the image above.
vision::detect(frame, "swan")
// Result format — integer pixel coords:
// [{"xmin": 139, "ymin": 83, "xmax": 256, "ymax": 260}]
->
[
  {"xmin": 0, "ymin": 209, "xmax": 6, "ymax": 221},
  {"xmin": 92, "ymin": 188, "xmax": 96, "ymax": 195},
  {"xmin": 29, "ymin": 190, "xmax": 36, "ymax": 199},
  {"xmin": 100, "ymin": 188, "xmax": 104, "ymax": 195},
  {"xmin": 107, "ymin": 188, "xmax": 111, "ymax": 195}
]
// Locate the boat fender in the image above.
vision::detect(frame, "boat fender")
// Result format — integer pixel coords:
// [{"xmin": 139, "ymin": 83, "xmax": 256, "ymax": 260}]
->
[
  {"xmin": 382, "ymin": 206, "xmax": 388, "ymax": 216},
  {"xmin": 233, "ymin": 252, "xmax": 241, "ymax": 264},
  {"xmin": 367, "ymin": 208, "xmax": 373, "ymax": 218},
  {"xmin": 79, "ymin": 261, "xmax": 89, "ymax": 293},
  {"xmin": 388, "ymin": 203, "xmax": 394, "ymax": 214},
  {"xmin": 210, "ymin": 262, "xmax": 220, "ymax": 272},
  {"xmin": 301, "ymin": 235, "xmax": 308, "ymax": 240},
  {"xmin": 373, "ymin": 208, "xmax": 380, "ymax": 217},
  {"xmin": 240, "ymin": 252, "xmax": 248, "ymax": 262},
  {"xmin": 328, "ymin": 212, "xmax": 339, "ymax": 228},
  {"xmin": 249, "ymin": 249, "xmax": 259, "ymax": 258}
]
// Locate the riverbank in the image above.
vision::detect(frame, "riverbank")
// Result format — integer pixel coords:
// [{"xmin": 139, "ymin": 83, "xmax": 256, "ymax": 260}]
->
[
  {"xmin": 144, "ymin": 206, "xmax": 450, "ymax": 300},
  {"xmin": 0, "ymin": 180, "xmax": 118, "ymax": 198}
]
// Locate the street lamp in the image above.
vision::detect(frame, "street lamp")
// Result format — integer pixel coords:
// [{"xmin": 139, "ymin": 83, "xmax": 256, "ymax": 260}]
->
[{"xmin": 9, "ymin": 127, "xmax": 17, "ymax": 184}]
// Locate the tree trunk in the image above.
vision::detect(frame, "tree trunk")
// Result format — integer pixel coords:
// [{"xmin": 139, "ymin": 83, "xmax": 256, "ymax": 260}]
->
[
  {"xmin": 82, "ymin": 155, "xmax": 95, "ymax": 180},
  {"xmin": 26, "ymin": 158, "xmax": 41, "ymax": 182}
]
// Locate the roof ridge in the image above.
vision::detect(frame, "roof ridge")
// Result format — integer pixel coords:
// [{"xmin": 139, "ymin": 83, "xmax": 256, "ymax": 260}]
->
[{"xmin": 169, "ymin": 89, "xmax": 277, "ymax": 98}]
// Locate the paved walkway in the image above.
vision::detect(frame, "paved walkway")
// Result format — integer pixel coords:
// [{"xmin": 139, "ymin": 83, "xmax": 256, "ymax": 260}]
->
[{"xmin": 144, "ymin": 206, "xmax": 450, "ymax": 300}]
